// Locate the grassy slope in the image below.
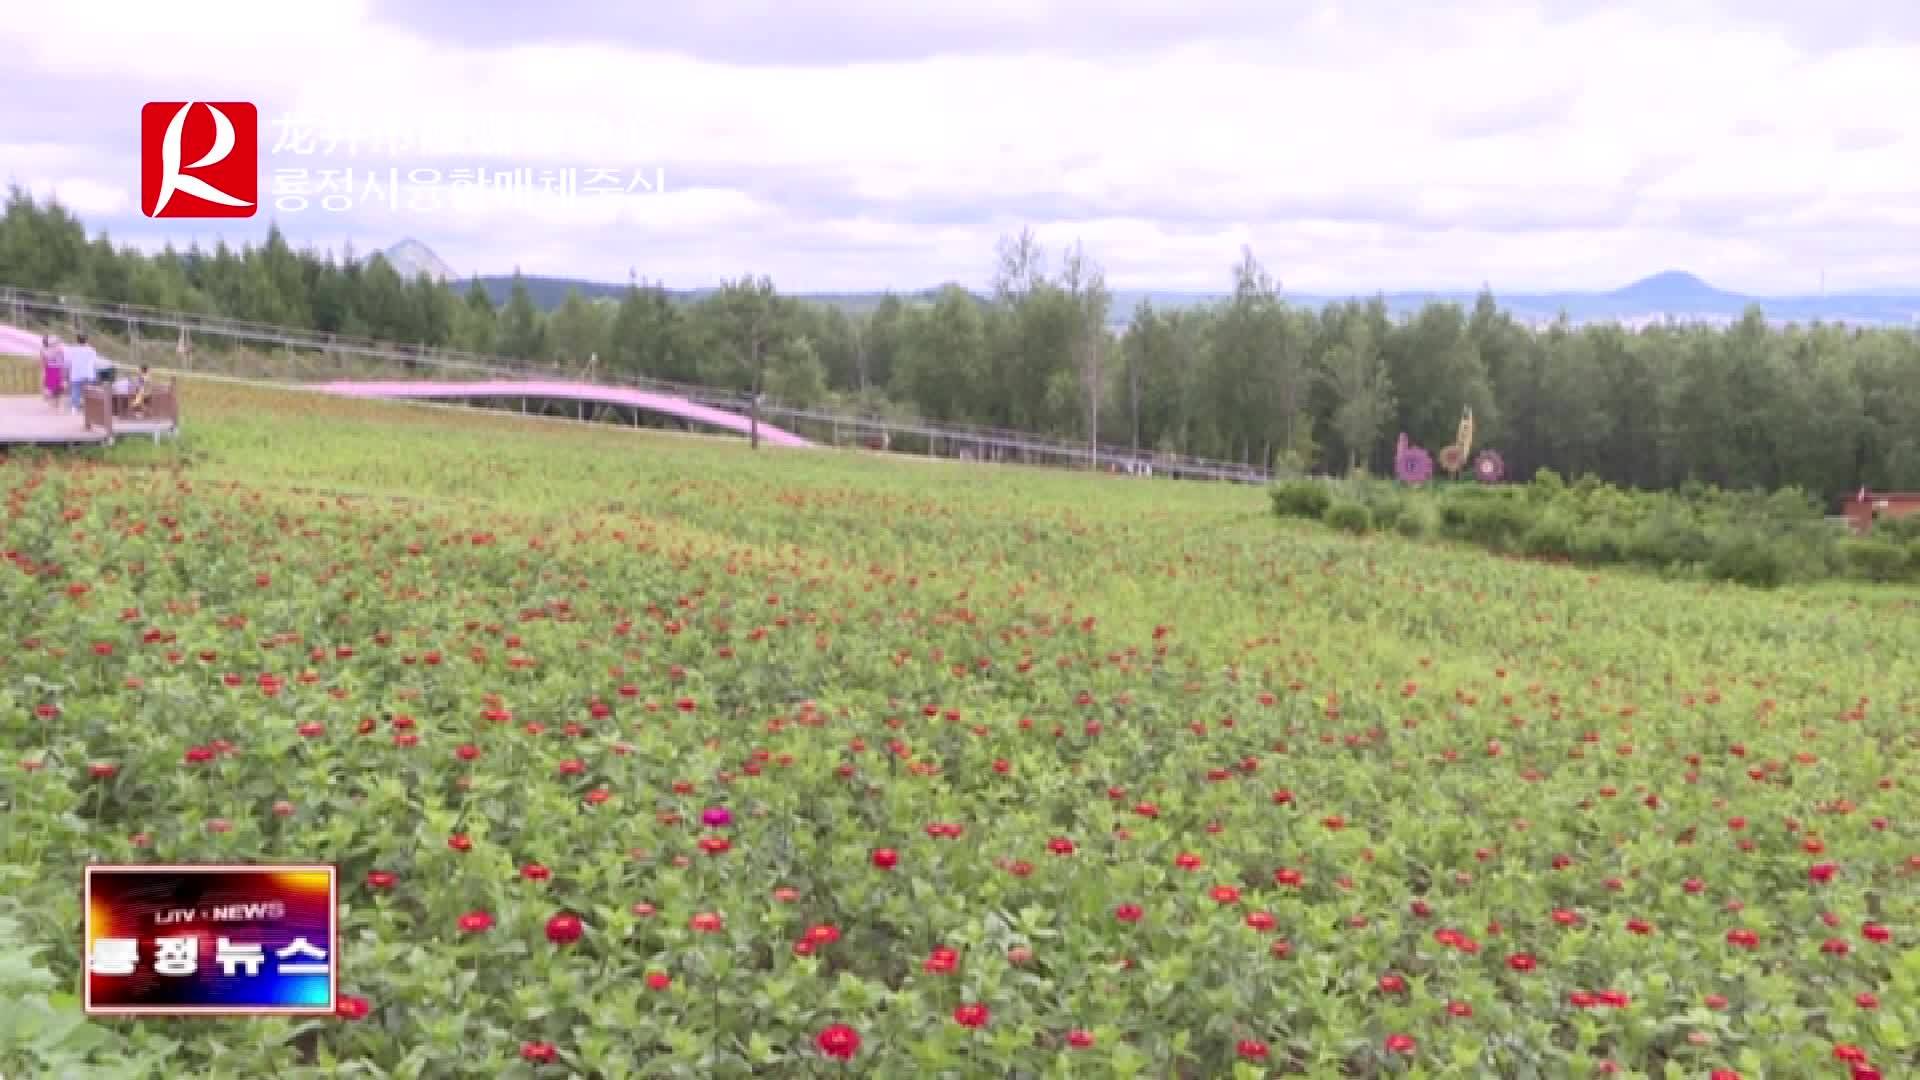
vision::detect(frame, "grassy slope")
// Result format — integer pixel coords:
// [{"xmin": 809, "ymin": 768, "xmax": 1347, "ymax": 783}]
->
[
  {"xmin": 10, "ymin": 365, "xmax": 1912, "ymax": 689},
  {"xmin": 4, "ymin": 368, "xmax": 1917, "ymax": 1076}
]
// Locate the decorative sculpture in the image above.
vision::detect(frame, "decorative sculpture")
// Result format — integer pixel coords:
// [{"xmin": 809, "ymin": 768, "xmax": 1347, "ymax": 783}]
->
[
  {"xmin": 1437, "ymin": 406, "xmax": 1475, "ymax": 479},
  {"xmin": 1394, "ymin": 433, "xmax": 1433, "ymax": 485},
  {"xmin": 1474, "ymin": 448, "xmax": 1506, "ymax": 484}
]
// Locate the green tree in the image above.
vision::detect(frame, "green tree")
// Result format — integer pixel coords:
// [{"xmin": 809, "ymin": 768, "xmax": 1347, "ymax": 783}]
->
[
  {"xmin": 1320, "ymin": 321, "xmax": 1395, "ymax": 472},
  {"xmin": 498, "ymin": 272, "xmax": 545, "ymax": 359}
]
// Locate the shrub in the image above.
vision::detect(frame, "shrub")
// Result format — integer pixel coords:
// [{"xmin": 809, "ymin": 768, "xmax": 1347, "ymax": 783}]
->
[
  {"xmin": 1324, "ymin": 500, "xmax": 1372, "ymax": 534},
  {"xmin": 1569, "ymin": 524, "xmax": 1629, "ymax": 564},
  {"xmin": 1357, "ymin": 487, "xmax": 1410, "ymax": 533},
  {"xmin": 1446, "ymin": 492, "xmax": 1534, "ymax": 551},
  {"xmin": 1627, "ymin": 513, "xmax": 1712, "ymax": 569},
  {"xmin": 1706, "ymin": 528, "xmax": 1792, "ymax": 588},
  {"xmin": 1270, "ymin": 469, "xmax": 1904, "ymax": 590},
  {"xmin": 1872, "ymin": 513, "xmax": 1920, "ymax": 543},
  {"xmin": 1395, "ymin": 503, "xmax": 1435, "ymax": 538},
  {"xmin": 1270, "ymin": 480, "xmax": 1331, "ymax": 520},
  {"xmin": 1520, "ymin": 511, "xmax": 1578, "ymax": 558},
  {"xmin": 1840, "ymin": 538, "xmax": 1912, "ymax": 583}
]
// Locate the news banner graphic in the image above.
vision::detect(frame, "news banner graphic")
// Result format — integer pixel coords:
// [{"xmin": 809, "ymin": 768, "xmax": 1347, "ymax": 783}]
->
[
  {"xmin": 265, "ymin": 110, "xmax": 664, "ymax": 214},
  {"xmin": 268, "ymin": 165, "xmax": 667, "ymax": 214},
  {"xmin": 84, "ymin": 865, "xmax": 337, "ymax": 1016},
  {"xmin": 140, "ymin": 102, "xmax": 259, "ymax": 219}
]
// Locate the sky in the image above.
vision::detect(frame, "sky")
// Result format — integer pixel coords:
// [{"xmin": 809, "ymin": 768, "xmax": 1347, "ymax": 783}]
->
[{"xmin": 4, "ymin": 0, "xmax": 1920, "ymax": 295}]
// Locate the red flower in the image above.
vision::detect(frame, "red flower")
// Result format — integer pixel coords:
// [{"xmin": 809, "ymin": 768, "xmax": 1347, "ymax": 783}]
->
[
  {"xmin": 1385, "ymin": 1034, "xmax": 1416, "ymax": 1055},
  {"xmin": 335, "ymin": 994, "xmax": 370, "ymax": 1019},
  {"xmin": 816, "ymin": 1024, "xmax": 860, "ymax": 1059},
  {"xmin": 1066, "ymin": 1028, "xmax": 1094, "ymax": 1048},
  {"xmin": 690, "ymin": 912, "xmax": 723, "ymax": 933},
  {"xmin": 1210, "ymin": 885, "xmax": 1241, "ymax": 904},
  {"xmin": 1114, "ymin": 903, "xmax": 1144, "ymax": 923},
  {"xmin": 448, "ymin": 833, "xmax": 472, "ymax": 852},
  {"xmin": 1378, "ymin": 974, "xmax": 1407, "ymax": 993},
  {"xmin": 1507, "ymin": 952, "xmax": 1537, "ymax": 973},
  {"xmin": 923, "ymin": 946, "xmax": 959, "ymax": 974},
  {"xmin": 1047, "ymin": 837, "xmax": 1075, "ymax": 855},
  {"xmin": 953, "ymin": 1003, "xmax": 990, "ymax": 1028},
  {"xmin": 1809, "ymin": 862, "xmax": 1838, "ymax": 883},
  {"xmin": 521, "ymin": 863, "xmax": 551, "ymax": 882},
  {"xmin": 545, "ymin": 913, "xmax": 583, "ymax": 945},
  {"xmin": 457, "ymin": 911, "xmax": 493, "ymax": 933},
  {"xmin": 806, "ymin": 923, "xmax": 841, "ymax": 945},
  {"xmin": 1237, "ymin": 1039, "xmax": 1269, "ymax": 1060},
  {"xmin": 645, "ymin": 971, "xmax": 671, "ymax": 990},
  {"xmin": 871, "ymin": 848, "xmax": 899, "ymax": 869},
  {"xmin": 1726, "ymin": 928, "xmax": 1759, "ymax": 948},
  {"xmin": 1862, "ymin": 923, "xmax": 1890, "ymax": 943},
  {"xmin": 519, "ymin": 1041, "xmax": 557, "ymax": 1064}
]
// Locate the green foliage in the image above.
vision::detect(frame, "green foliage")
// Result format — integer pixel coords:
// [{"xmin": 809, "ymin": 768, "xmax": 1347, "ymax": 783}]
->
[
  {"xmin": 10, "ymin": 190, "xmax": 1920, "ymax": 496},
  {"xmin": 1839, "ymin": 538, "xmax": 1913, "ymax": 583},
  {"xmin": 0, "ymin": 897, "xmax": 174, "ymax": 1078},
  {"xmin": 1272, "ymin": 469, "xmax": 1920, "ymax": 588},
  {"xmin": 3, "ymin": 380, "xmax": 1919, "ymax": 1078},
  {"xmin": 1322, "ymin": 499, "xmax": 1371, "ymax": 534},
  {"xmin": 1268, "ymin": 479, "xmax": 1331, "ymax": 519}
]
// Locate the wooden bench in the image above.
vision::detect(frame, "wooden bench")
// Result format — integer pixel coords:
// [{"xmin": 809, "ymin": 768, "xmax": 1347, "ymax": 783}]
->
[
  {"xmin": 138, "ymin": 382, "xmax": 180, "ymax": 428},
  {"xmin": 81, "ymin": 384, "xmax": 114, "ymax": 437},
  {"xmin": 85, "ymin": 381, "xmax": 181, "ymax": 442}
]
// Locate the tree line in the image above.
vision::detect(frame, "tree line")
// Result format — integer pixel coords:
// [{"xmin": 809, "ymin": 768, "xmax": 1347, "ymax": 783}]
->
[{"xmin": 4, "ymin": 188, "xmax": 1917, "ymax": 501}]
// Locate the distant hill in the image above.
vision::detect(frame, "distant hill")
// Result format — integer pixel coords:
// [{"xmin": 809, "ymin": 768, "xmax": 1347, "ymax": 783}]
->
[
  {"xmin": 381, "ymin": 238, "xmax": 459, "ymax": 283},
  {"xmin": 463, "ymin": 273, "xmax": 957, "ymax": 314},
  {"xmin": 382, "ymin": 241, "xmax": 1920, "ymax": 329}
]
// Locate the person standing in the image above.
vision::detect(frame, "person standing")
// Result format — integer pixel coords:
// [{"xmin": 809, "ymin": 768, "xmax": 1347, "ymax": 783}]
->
[
  {"xmin": 39, "ymin": 334, "xmax": 66, "ymax": 408},
  {"xmin": 64, "ymin": 332, "xmax": 100, "ymax": 413}
]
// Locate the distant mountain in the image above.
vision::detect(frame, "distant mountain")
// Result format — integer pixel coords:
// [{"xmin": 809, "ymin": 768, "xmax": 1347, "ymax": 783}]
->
[
  {"xmin": 464, "ymin": 273, "xmax": 955, "ymax": 314},
  {"xmin": 378, "ymin": 241, "xmax": 1920, "ymax": 329},
  {"xmin": 381, "ymin": 238, "xmax": 459, "ymax": 283}
]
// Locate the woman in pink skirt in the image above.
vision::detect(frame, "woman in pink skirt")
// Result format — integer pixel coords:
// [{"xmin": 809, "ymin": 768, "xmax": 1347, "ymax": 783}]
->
[{"xmin": 40, "ymin": 335, "xmax": 66, "ymax": 408}]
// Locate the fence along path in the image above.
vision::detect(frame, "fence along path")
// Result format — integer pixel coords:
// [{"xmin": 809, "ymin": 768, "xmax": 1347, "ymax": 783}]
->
[{"xmin": 0, "ymin": 284, "xmax": 1270, "ymax": 482}]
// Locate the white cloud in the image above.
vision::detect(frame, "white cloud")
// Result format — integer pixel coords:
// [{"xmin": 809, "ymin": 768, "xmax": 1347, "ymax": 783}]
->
[
  {"xmin": 23, "ymin": 177, "xmax": 131, "ymax": 218},
  {"xmin": 1, "ymin": 0, "xmax": 1919, "ymax": 292}
]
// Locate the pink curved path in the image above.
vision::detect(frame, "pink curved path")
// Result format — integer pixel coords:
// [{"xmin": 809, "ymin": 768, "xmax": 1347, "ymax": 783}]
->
[{"xmin": 315, "ymin": 379, "xmax": 815, "ymax": 447}]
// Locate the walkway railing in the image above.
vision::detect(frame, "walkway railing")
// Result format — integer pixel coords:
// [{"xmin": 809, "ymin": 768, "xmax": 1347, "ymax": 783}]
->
[{"xmin": 0, "ymin": 283, "xmax": 1269, "ymax": 484}]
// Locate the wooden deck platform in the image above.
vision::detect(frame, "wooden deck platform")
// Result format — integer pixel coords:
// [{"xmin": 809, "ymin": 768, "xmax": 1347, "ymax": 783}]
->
[
  {"xmin": 0, "ymin": 395, "xmax": 108, "ymax": 445},
  {"xmin": 0, "ymin": 395, "xmax": 177, "ymax": 446}
]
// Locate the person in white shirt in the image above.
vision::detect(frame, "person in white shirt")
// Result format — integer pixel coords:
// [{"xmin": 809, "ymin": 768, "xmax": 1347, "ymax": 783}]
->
[{"xmin": 64, "ymin": 332, "xmax": 100, "ymax": 412}]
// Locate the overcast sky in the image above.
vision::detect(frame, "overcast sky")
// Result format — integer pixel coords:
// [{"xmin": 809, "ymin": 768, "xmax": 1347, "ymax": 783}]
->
[{"xmin": 5, "ymin": 0, "xmax": 1919, "ymax": 294}]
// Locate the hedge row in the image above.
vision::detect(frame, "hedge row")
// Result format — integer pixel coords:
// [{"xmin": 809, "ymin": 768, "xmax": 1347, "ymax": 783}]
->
[{"xmin": 1270, "ymin": 471, "xmax": 1920, "ymax": 588}]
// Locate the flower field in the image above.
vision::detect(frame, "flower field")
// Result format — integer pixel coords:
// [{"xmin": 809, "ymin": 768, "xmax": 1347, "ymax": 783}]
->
[{"xmin": 3, "ymin": 378, "xmax": 1919, "ymax": 1079}]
